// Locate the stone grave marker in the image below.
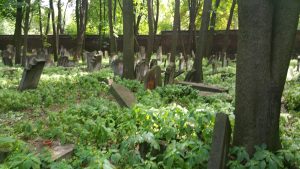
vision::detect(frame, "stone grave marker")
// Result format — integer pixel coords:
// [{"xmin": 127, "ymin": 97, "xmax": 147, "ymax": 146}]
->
[
  {"xmin": 2, "ymin": 51, "xmax": 13, "ymax": 66},
  {"xmin": 297, "ymin": 55, "xmax": 300, "ymax": 72},
  {"xmin": 208, "ymin": 113, "xmax": 231, "ymax": 169},
  {"xmin": 19, "ymin": 57, "xmax": 46, "ymax": 91},
  {"xmin": 222, "ymin": 53, "xmax": 228, "ymax": 67},
  {"xmin": 110, "ymin": 82, "xmax": 136, "ymax": 108},
  {"xmin": 135, "ymin": 59, "xmax": 149, "ymax": 82},
  {"xmin": 57, "ymin": 56, "xmax": 70, "ymax": 67},
  {"xmin": 51, "ymin": 144, "xmax": 75, "ymax": 161},
  {"xmin": 86, "ymin": 51, "xmax": 102, "ymax": 72},
  {"xmin": 144, "ymin": 65, "xmax": 162, "ymax": 90},
  {"xmin": 139, "ymin": 46, "xmax": 146, "ymax": 60},
  {"xmin": 178, "ymin": 81, "xmax": 228, "ymax": 93},
  {"xmin": 178, "ymin": 53, "xmax": 185, "ymax": 71},
  {"xmin": 164, "ymin": 63, "xmax": 175, "ymax": 85},
  {"xmin": 111, "ymin": 58, "xmax": 123, "ymax": 76},
  {"xmin": 150, "ymin": 59, "xmax": 158, "ymax": 69},
  {"xmin": 184, "ymin": 69, "xmax": 196, "ymax": 82},
  {"xmin": 156, "ymin": 46, "xmax": 162, "ymax": 61}
]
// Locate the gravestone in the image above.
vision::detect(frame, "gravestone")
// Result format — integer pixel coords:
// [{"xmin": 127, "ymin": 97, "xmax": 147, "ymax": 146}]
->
[
  {"xmin": 222, "ymin": 53, "xmax": 228, "ymax": 67},
  {"xmin": 110, "ymin": 82, "xmax": 136, "ymax": 108},
  {"xmin": 208, "ymin": 113, "xmax": 231, "ymax": 169},
  {"xmin": 156, "ymin": 46, "xmax": 162, "ymax": 61},
  {"xmin": 139, "ymin": 46, "xmax": 146, "ymax": 60},
  {"xmin": 184, "ymin": 69, "xmax": 196, "ymax": 82},
  {"xmin": 144, "ymin": 65, "xmax": 162, "ymax": 90},
  {"xmin": 86, "ymin": 51, "xmax": 102, "ymax": 72},
  {"xmin": 19, "ymin": 57, "xmax": 46, "ymax": 91},
  {"xmin": 51, "ymin": 144, "xmax": 75, "ymax": 161},
  {"xmin": 164, "ymin": 63, "xmax": 175, "ymax": 85},
  {"xmin": 2, "ymin": 51, "xmax": 13, "ymax": 66},
  {"xmin": 178, "ymin": 81, "xmax": 228, "ymax": 93},
  {"xmin": 178, "ymin": 53, "xmax": 185, "ymax": 71},
  {"xmin": 150, "ymin": 59, "xmax": 158, "ymax": 69},
  {"xmin": 111, "ymin": 58, "xmax": 123, "ymax": 76},
  {"xmin": 135, "ymin": 59, "xmax": 149, "ymax": 82},
  {"xmin": 57, "ymin": 56, "xmax": 70, "ymax": 67}
]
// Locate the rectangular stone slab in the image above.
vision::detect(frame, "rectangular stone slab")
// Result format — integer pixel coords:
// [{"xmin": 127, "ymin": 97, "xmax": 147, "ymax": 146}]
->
[
  {"xmin": 51, "ymin": 144, "xmax": 74, "ymax": 161},
  {"xmin": 110, "ymin": 83, "xmax": 136, "ymax": 108},
  {"xmin": 19, "ymin": 58, "xmax": 46, "ymax": 91},
  {"xmin": 178, "ymin": 81, "xmax": 228, "ymax": 93},
  {"xmin": 208, "ymin": 113, "xmax": 231, "ymax": 169}
]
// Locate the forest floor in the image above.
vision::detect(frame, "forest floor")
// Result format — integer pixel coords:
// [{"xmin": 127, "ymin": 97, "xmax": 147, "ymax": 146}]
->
[{"xmin": 0, "ymin": 58, "xmax": 300, "ymax": 168}]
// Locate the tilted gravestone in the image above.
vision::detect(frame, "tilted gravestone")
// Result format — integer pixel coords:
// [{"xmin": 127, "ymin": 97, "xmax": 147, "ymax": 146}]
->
[
  {"xmin": 110, "ymin": 82, "xmax": 136, "ymax": 108},
  {"xmin": 19, "ymin": 57, "xmax": 46, "ymax": 91},
  {"xmin": 156, "ymin": 46, "xmax": 162, "ymax": 61},
  {"xmin": 135, "ymin": 59, "xmax": 149, "ymax": 82},
  {"xmin": 178, "ymin": 81, "xmax": 228, "ymax": 93},
  {"xmin": 164, "ymin": 63, "xmax": 175, "ymax": 85},
  {"xmin": 144, "ymin": 65, "xmax": 162, "ymax": 90},
  {"xmin": 111, "ymin": 58, "xmax": 123, "ymax": 76},
  {"xmin": 208, "ymin": 113, "xmax": 231, "ymax": 169},
  {"xmin": 86, "ymin": 51, "xmax": 102, "ymax": 72}
]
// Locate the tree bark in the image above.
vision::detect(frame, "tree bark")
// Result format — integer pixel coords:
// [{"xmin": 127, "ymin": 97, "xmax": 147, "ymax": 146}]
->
[
  {"xmin": 108, "ymin": 0, "xmax": 117, "ymax": 55},
  {"xmin": 170, "ymin": 0, "xmax": 180, "ymax": 64},
  {"xmin": 99, "ymin": 0, "xmax": 103, "ymax": 49},
  {"xmin": 154, "ymin": 0, "xmax": 159, "ymax": 36},
  {"xmin": 221, "ymin": 0, "xmax": 236, "ymax": 54},
  {"xmin": 45, "ymin": 9, "xmax": 51, "ymax": 36},
  {"xmin": 233, "ymin": 0, "xmax": 300, "ymax": 155},
  {"xmin": 187, "ymin": 0, "xmax": 200, "ymax": 54},
  {"xmin": 50, "ymin": 0, "xmax": 58, "ymax": 61},
  {"xmin": 14, "ymin": 0, "xmax": 23, "ymax": 65},
  {"xmin": 123, "ymin": 0, "xmax": 135, "ymax": 79},
  {"xmin": 192, "ymin": 0, "xmax": 212, "ymax": 82},
  {"xmin": 22, "ymin": 0, "xmax": 31, "ymax": 66},
  {"xmin": 38, "ymin": 0, "xmax": 43, "ymax": 48},
  {"xmin": 75, "ymin": 0, "xmax": 88, "ymax": 61},
  {"xmin": 57, "ymin": 0, "xmax": 62, "ymax": 34},
  {"xmin": 146, "ymin": 0, "xmax": 155, "ymax": 63}
]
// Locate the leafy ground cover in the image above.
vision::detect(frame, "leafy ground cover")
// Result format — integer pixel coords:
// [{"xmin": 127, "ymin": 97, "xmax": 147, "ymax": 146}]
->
[{"xmin": 0, "ymin": 59, "xmax": 300, "ymax": 169}]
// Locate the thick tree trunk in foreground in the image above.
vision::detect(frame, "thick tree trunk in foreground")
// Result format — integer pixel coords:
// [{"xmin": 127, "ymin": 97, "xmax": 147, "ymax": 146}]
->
[
  {"xmin": 108, "ymin": 0, "xmax": 117, "ymax": 55},
  {"xmin": 146, "ymin": 0, "xmax": 155, "ymax": 63},
  {"xmin": 123, "ymin": 0, "xmax": 135, "ymax": 79},
  {"xmin": 233, "ymin": 0, "xmax": 300, "ymax": 155},
  {"xmin": 170, "ymin": 0, "xmax": 180, "ymax": 64},
  {"xmin": 14, "ymin": 0, "xmax": 23, "ymax": 65},
  {"xmin": 50, "ymin": 0, "xmax": 58, "ymax": 61},
  {"xmin": 192, "ymin": 0, "xmax": 212, "ymax": 82},
  {"xmin": 22, "ymin": 0, "xmax": 31, "ymax": 66}
]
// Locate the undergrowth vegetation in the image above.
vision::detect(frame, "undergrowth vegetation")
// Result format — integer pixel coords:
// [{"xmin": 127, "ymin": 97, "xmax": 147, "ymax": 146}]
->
[{"xmin": 0, "ymin": 59, "xmax": 300, "ymax": 168}]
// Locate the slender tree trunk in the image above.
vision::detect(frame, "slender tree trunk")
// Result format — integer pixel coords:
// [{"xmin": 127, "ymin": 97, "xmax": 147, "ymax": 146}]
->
[
  {"xmin": 193, "ymin": 0, "xmax": 212, "ymax": 82},
  {"xmin": 45, "ymin": 9, "xmax": 51, "ymax": 35},
  {"xmin": 38, "ymin": 0, "xmax": 44, "ymax": 48},
  {"xmin": 170, "ymin": 0, "xmax": 180, "ymax": 64},
  {"xmin": 154, "ymin": 0, "xmax": 159, "ymax": 36},
  {"xmin": 113, "ymin": 0, "xmax": 117, "ymax": 23},
  {"xmin": 99, "ymin": 0, "xmax": 103, "ymax": 49},
  {"xmin": 108, "ymin": 0, "xmax": 116, "ymax": 55},
  {"xmin": 146, "ymin": 0, "xmax": 155, "ymax": 63},
  {"xmin": 14, "ymin": 0, "xmax": 23, "ymax": 65},
  {"xmin": 62, "ymin": 1, "xmax": 70, "ymax": 34},
  {"xmin": 75, "ymin": 0, "xmax": 88, "ymax": 61},
  {"xmin": 123, "ymin": 0, "xmax": 135, "ymax": 79},
  {"xmin": 233, "ymin": 0, "xmax": 300, "ymax": 155},
  {"xmin": 221, "ymin": 0, "xmax": 236, "ymax": 54},
  {"xmin": 22, "ymin": 0, "xmax": 31, "ymax": 66},
  {"xmin": 57, "ymin": 0, "xmax": 62, "ymax": 34},
  {"xmin": 187, "ymin": 0, "xmax": 200, "ymax": 54},
  {"xmin": 50, "ymin": 0, "xmax": 58, "ymax": 61}
]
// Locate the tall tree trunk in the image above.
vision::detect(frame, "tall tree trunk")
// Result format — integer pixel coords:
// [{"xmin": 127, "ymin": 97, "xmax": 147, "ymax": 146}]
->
[
  {"xmin": 123, "ymin": 0, "xmax": 135, "ymax": 79},
  {"xmin": 146, "ymin": 0, "xmax": 155, "ymax": 63},
  {"xmin": 50, "ymin": 0, "xmax": 58, "ymax": 61},
  {"xmin": 75, "ymin": 0, "xmax": 88, "ymax": 61},
  {"xmin": 187, "ymin": 0, "xmax": 200, "ymax": 54},
  {"xmin": 57, "ymin": 0, "xmax": 62, "ymax": 34},
  {"xmin": 14, "ymin": 0, "xmax": 23, "ymax": 65},
  {"xmin": 38, "ymin": 0, "xmax": 44, "ymax": 48},
  {"xmin": 62, "ymin": 1, "xmax": 70, "ymax": 34},
  {"xmin": 45, "ymin": 9, "xmax": 51, "ymax": 35},
  {"xmin": 113, "ymin": 0, "xmax": 117, "ymax": 23},
  {"xmin": 99, "ymin": 0, "xmax": 103, "ymax": 49},
  {"xmin": 22, "ymin": 0, "xmax": 31, "ymax": 66},
  {"xmin": 221, "ymin": 0, "xmax": 236, "ymax": 54},
  {"xmin": 206, "ymin": 0, "xmax": 221, "ymax": 56},
  {"xmin": 233, "ymin": 0, "xmax": 300, "ymax": 155},
  {"xmin": 192, "ymin": 0, "xmax": 212, "ymax": 82},
  {"xmin": 154, "ymin": 0, "xmax": 159, "ymax": 36},
  {"xmin": 108, "ymin": 0, "xmax": 116, "ymax": 55},
  {"xmin": 170, "ymin": 0, "xmax": 180, "ymax": 64}
]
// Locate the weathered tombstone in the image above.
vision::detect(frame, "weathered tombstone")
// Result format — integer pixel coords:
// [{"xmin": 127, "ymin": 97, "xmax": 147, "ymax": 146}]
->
[
  {"xmin": 178, "ymin": 53, "xmax": 185, "ymax": 71},
  {"xmin": 150, "ymin": 59, "xmax": 158, "ymax": 69},
  {"xmin": 51, "ymin": 144, "xmax": 75, "ymax": 161},
  {"xmin": 164, "ymin": 63, "xmax": 175, "ymax": 85},
  {"xmin": 135, "ymin": 59, "xmax": 149, "ymax": 82},
  {"xmin": 178, "ymin": 81, "xmax": 228, "ymax": 93},
  {"xmin": 19, "ymin": 57, "xmax": 46, "ymax": 91},
  {"xmin": 110, "ymin": 82, "xmax": 136, "ymax": 108},
  {"xmin": 2, "ymin": 51, "xmax": 13, "ymax": 66},
  {"xmin": 156, "ymin": 46, "xmax": 162, "ymax": 61},
  {"xmin": 57, "ymin": 56, "xmax": 69, "ymax": 67},
  {"xmin": 184, "ymin": 69, "xmax": 196, "ymax": 82},
  {"xmin": 208, "ymin": 113, "xmax": 231, "ymax": 169},
  {"xmin": 139, "ymin": 46, "xmax": 146, "ymax": 59},
  {"xmin": 222, "ymin": 53, "xmax": 228, "ymax": 67},
  {"xmin": 211, "ymin": 55, "xmax": 218, "ymax": 74},
  {"xmin": 86, "ymin": 51, "xmax": 102, "ymax": 72},
  {"xmin": 111, "ymin": 58, "xmax": 123, "ymax": 76},
  {"xmin": 144, "ymin": 65, "xmax": 162, "ymax": 90},
  {"xmin": 32, "ymin": 49, "xmax": 38, "ymax": 55}
]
